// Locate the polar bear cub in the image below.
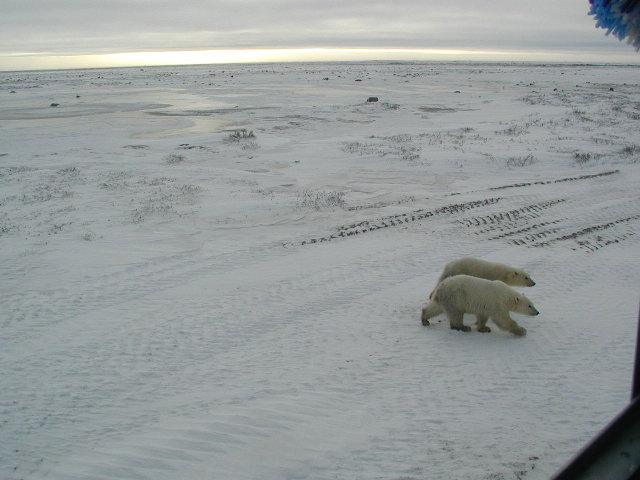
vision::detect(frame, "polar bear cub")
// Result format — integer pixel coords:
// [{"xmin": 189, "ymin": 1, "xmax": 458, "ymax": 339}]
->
[
  {"xmin": 421, "ymin": 257, "xmax": 535, "ymax": 326},
  {"xmin": 430, "ymin": 275, "xmax": 539, "ymax": 335}
]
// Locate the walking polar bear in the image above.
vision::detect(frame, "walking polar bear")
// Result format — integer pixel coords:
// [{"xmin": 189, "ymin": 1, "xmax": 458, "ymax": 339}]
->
[
  {"xmin": 430, "ymin": 275, "xmax": 539, "ymax": 336},
  {"xmin": 437, "ymin": 256, "xmax": 535, "ymax": 287},
  {"xmin": 421, "ymin": 257, "xmax": 536, "ymax": 326}
]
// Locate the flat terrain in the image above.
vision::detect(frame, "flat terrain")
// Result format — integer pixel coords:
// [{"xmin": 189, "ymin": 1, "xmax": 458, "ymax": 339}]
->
[{"xmin": 1, "ymin": 62, "xmax": 639, "ymax": 479}]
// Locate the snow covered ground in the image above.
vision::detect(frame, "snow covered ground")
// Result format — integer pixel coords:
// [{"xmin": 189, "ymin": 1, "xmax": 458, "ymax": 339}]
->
[{"xmin": 1, "ymin": 62, "xmax": 639, "ymax": 480}]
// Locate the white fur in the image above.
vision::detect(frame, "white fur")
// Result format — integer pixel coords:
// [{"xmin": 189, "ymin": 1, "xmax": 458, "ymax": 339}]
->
[
  {"xmin": 428, "ymin": 274, "xmax": 539, "ymax": 335},
  {"xmin": 438, "ymin": 257, "xmax": 535, "ymax": 287},
  {"xmin": 422, "ymin": 257, "xmax": 535, "ymax": 326}
]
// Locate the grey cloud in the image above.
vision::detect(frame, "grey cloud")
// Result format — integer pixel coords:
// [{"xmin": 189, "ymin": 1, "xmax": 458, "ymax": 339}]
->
[{"xmin": 0, "ymin": 0, "xmax": 634, "ymax": 56}]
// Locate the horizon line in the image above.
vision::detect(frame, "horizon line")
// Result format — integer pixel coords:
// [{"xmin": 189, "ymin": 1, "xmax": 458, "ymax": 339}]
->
[{"xmin": 2, "ymin": 47, "xmax": 639, "ymax": 72}]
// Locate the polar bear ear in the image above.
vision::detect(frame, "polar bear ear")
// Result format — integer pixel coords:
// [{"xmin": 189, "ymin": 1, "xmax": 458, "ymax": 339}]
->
[{"xmin": 513, "ymin": 296, "xmax": 521, "ymax": 304}]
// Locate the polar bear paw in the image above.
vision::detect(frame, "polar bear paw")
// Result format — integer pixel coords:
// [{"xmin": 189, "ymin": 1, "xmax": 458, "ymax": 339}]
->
[
  {"xmin": 512, "ymin": 326, "xmax": 527, "ymax": 336},
  {"xmin": 451, "ymin": 325, "xmax": 471, "ymax": 332}
]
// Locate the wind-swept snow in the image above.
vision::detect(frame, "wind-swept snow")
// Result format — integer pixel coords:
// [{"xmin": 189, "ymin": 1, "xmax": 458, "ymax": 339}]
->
[{"xmin": 1, "ymin": 62, "xmax": 639, "ymax": 479}]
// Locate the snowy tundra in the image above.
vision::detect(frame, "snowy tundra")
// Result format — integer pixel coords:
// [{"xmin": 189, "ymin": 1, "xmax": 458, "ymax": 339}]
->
[{"xmin": 1, "ymin": 62, "xmax": 639, "ymax": 479}]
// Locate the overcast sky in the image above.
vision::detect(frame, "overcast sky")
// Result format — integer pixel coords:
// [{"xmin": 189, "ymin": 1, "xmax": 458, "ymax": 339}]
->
[{"xmin": 1, "ymin": 0, "xmax": 638, "ymax": 70}]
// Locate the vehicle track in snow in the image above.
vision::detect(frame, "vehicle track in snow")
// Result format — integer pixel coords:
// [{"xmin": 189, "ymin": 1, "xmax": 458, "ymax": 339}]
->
[
  {"xmin": 296, "ymin": 169, "xmax": 626, "ymax": 247},
  {"xmin": 455, "ymin": 174, "xmax": 640, "ymax": 253}
]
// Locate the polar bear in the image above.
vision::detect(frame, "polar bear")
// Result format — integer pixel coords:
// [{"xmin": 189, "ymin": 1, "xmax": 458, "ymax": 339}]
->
[
  {"xmin": 438, "ymin": 257, "xmax": 535, "ymax": 286},
  {"xmin": 429, "ymin": 275, "xmax": 539, "ymax": 335},
  {"xmin": 421, "ymin": 257, "xmax": 535, "ymax": 326}
]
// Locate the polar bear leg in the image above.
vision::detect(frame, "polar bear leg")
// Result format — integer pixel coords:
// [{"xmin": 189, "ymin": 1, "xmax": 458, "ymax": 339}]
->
[
  {"xmin": 421, "ymin": 301, "xmax": 443, "ymax": 326},
  {"xmin": 476, "ymin": 314, "xmax": 491, "ymax": 333},
  {"xmin": 444, "ymin": 308, "xmax": 471, "ymax": 332},
  {"xmin": 491, "ymin": 312, "xmax": 526, "ymax": 336}
]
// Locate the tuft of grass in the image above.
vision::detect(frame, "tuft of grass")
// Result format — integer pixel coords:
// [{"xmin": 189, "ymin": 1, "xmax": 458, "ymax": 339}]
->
[
  {"xmin": 506, "ymin": 154, "xmax": 536, "ymax": 168},
  {"xmin": 420, "ymin": 128, "xmax": 486, "ymax": 149},
  {"xmin": 570, "ymin": 108, "xmax": 593, "ymax": 123},
  {"xmin": 164, "ymin": 153, "xmax": 186, "ymax": 165},
  {"xmin": 225, "ymin": 129, "xmax": 255, "ymax": 142},
  {"xmin": 224, "ymin": 129, "xmax": 259, "ymax": 150},
  {"xmin": 573, "ymin": 151, "xmax": 603, "ymax": 165},
  {"xmin": 620, "ymin": 144, "xmax": 640, "ymax": 157},
  {"xmin": 619, "ymin": 144, "xmax": 640, "ymax": 164},
  {"xmin": 496, "ymin": 124, "xmax": 528, "ymax": 136},
  {"xmin": 342, "ymin": 138, "xmax": 420, "ymax": 161},
  {"xmin": 296, "ymin": 189, "xmax": 346, "ymax": 210}
]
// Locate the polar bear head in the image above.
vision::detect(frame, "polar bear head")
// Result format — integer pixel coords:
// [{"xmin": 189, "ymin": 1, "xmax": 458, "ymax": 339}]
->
[
  {"xmin": 506, "ymin": 268, "xmax": 536, "ymax": 287},
  {"xmin": 509, "ymin": 293, "xmax": 539, "ymax": 316}
]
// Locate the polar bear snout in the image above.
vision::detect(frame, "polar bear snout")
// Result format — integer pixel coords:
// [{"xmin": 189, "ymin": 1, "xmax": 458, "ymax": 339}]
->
[
  {"xmin": 519, "ymin": 273, "xmax": 535, "ymax": 286},
  {"xmin": 513, "ymin": 294, "xmax": 539, "ymax": 316}
]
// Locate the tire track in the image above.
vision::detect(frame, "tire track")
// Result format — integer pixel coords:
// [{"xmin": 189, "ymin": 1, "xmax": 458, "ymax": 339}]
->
[
  {"xmin": 487, "ymin": 169, "xmax": 619, "ymax": 191},
  {"xmin": 454, "ymin": 174, "xmax": 640, "ymax": 253},
  {"xmin": 298, "ymin": 197, "xmax": 503, "ymax": 246},
  {"xmin": 296, "ymin": 170, "xmax": 622, "ymax": 247},
  {"xmin": 528, "ymin": 214, "xmax": 640, "ymax": 251},
  {"xmin": 488, "ymin": 219, "xmax": 565, "ymax": 240},
  {"xmin": 457, "ymin": 199, "xmax": 567, "ymax": 233}
]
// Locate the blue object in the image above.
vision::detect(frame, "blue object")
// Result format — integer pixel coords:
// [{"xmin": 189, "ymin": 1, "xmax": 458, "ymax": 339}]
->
[{"xmin": 589, "ymin": 0, "xmax": 640, "ymax": 49}]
